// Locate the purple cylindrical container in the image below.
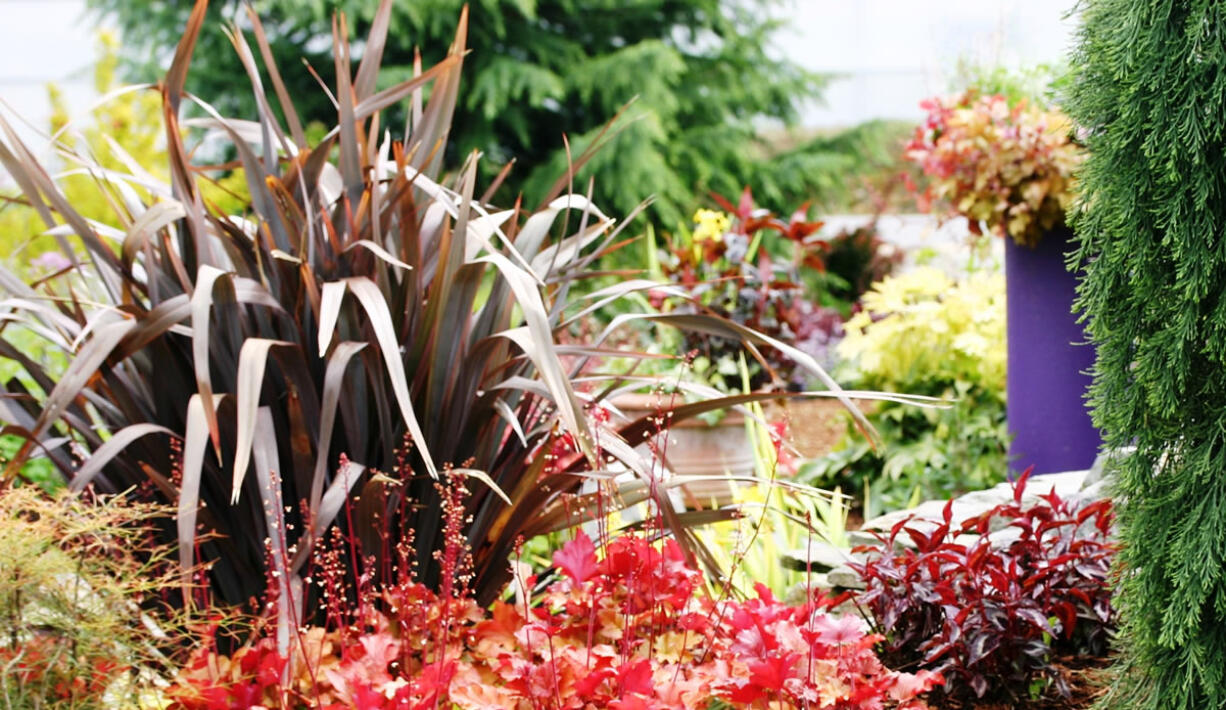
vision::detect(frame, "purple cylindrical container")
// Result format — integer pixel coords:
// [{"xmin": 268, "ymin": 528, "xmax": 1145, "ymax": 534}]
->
[{"xmin": 1004, "ymin": 227, "xmax": 1101, "ymax": 475}]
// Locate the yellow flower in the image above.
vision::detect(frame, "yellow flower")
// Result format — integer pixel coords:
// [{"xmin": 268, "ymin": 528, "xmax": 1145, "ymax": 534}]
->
[{"xmin": 692, "ymin": 209, "xmax": 730, "ymax": 243}]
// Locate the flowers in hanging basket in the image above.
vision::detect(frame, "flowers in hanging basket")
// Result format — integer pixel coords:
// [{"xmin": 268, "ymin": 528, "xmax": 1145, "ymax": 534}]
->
[{"xmin": 905, "ymin": 90, "xmax": 1084, "ymax": 247}]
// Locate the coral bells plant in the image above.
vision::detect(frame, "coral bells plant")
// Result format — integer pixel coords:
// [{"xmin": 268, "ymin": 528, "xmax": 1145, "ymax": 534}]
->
[
  {"xmin": 851, "ymin": 470, "xmax": 1117, "ymax": 703},
  {"xmin": 167, "ymin": 480, "xmax": 940, "ymax": 710},
  {"xmin": 905, "ymin": 90, "xmax": 1084, "ymax": 247}
]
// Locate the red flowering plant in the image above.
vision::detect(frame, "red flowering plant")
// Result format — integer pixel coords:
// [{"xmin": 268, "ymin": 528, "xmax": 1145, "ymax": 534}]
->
[
  {"xmin": 165, "ymin": 474, "xmax": 940, "ymax": 709},
  {"xmin": 905, "ymin": 90, "xmax": 1084, "ymax": 247},
  {"xmin": 652, "ymin": 188, "xmax": 845, "ymax": 391}
]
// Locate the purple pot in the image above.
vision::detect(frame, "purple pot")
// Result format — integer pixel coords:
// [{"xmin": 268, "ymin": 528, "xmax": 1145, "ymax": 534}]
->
[{"xmin": 1004, "ymin": 227, "xmax": 1101, "ymax": 475}]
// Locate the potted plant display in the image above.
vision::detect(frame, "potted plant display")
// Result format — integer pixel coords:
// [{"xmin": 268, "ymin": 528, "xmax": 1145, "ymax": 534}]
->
[
  {"xmin": 630, "ymin": 189, "xmax": 840, "ymax": 504},
  {"xmin": 907, "ymin": 89, "xmax": 1098, "ymax": 475}
]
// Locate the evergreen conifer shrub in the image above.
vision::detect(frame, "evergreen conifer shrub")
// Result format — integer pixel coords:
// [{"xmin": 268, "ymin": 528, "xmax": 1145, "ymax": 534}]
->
[{"xmin": 1068, "ymin": 2, "xmax": 1226, "ymax": 707}]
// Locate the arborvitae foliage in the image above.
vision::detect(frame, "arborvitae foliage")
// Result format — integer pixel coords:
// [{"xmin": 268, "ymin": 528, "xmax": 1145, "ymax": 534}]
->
[
  {"xmin": 1067, "ymin": 1, "xmax": 1226, "ymax": 708},
  {"xmin": 86, "ymin": 0, "xmax": 858, "ymax": 225}
]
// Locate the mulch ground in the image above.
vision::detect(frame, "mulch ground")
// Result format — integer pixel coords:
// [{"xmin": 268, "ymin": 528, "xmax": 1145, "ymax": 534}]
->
[
  {"xmin": 929, "ymin": 655, "xmax": 1113, "ymax": 709},
  {"xmin": 772, "ymin": 397, "xmax": 866, "ymax": 459}
]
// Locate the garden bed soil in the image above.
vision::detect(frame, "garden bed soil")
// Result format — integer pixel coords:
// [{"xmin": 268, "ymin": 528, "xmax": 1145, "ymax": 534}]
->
[
  {"xmin": 773, "ymin": 397, "xmax": 874, "ymax": 459},
  {"xmin": 933, "ymin": 655, "xmax": 1112, "ymax": 710}
]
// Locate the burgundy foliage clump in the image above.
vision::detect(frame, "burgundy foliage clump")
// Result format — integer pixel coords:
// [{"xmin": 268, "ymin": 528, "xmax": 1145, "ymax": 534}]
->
[{"xmin": 851, "ymin": 470, "xmax": 1117, "ymax": 702}]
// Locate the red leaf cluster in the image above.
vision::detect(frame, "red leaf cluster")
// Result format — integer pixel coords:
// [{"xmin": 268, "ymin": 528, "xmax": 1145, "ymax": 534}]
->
[
  {"xmin": 851, "ymin": 470, "xmax": 1117, "ymax": 703},
  {"xmin": 167, "ymin": 532, "xmax": 939, "ymax": 709}
]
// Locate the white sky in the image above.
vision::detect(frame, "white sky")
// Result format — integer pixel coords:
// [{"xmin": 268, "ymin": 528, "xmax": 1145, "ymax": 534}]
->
[
  {"xmin": 0, "ymin": 0, "xmax": 1079, "ymax": 153},
  {"xmin": 777, "ymin": 0, "xmax": 1080, "ymax": 125}
]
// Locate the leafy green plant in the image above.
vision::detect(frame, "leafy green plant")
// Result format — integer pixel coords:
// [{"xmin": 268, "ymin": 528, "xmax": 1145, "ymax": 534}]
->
[
  {"xmin": 802, "ymin": 267, "xmax": 1008, "ymax": 516},
  {"xmin": 0, "ymin": 0, "xmax": 865, "ymax": 628}
]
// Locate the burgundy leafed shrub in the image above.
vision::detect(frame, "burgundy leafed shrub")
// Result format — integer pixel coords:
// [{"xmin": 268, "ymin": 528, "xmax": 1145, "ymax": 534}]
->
[{"xmin": 851, "ymin": 470, "xmax": 1116, "ymax": 702}]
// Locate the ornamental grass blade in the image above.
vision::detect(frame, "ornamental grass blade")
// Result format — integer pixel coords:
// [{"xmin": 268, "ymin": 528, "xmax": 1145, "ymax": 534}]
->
[
  {"xmin": 70, "ymin": 423, "xmax": 175, "ymax": 492},
  {"xmin": 178, "ymin": 393, "xmax": 221, "ymax": 596},
  {"xmin": 233, "ymin": 338, "xmax": 294, "ymax": 504},
  {"xmin": 26, "ymin": 317, "xmax": 135, "ymax": 443},
  {"xmin": 186, "ymin": 99, "xmax": 292, "ymax": 251},
  {"xmin": 354, "ymin": 0, "xmax": 393, "ymax": 101},
  {"xmin": 244, "ymin": 5, "xmax": 306, "ymax": 149},
  {"xmin": 450, "ymin": 468, "xmax": 512, "ymax": 505},
  {"xmin": 353, "ymin": 54, "xmax": 464, "ymax": 122},
  {"xmin": 318, "ymin": 281, "xmax": 346, "ymax": 356},
  {"xmin": 600, "ymin": 312, "xmax": 881, "ymax": 448},
  {"xmin": 310, "ymin": 341, "xmax": 367, "ymax": 513},
  {"xmin": 122, "ymin": 201, "xmax": 186, "ymax": 270},
  {"xmin": 290, "ymin": 459, "xmax": 366, "ymax": 574},
  {"xmin": 343, "ymin": 240, "xmax": 413, "ymax": 272},
  {"xmin": 408, "ymin": 5, "xmax": 466, "ymax": 178},
  {"xmin": 345, "ymin": 276, "xmax": 438, "ymax": 478},
  {"xmin": 190, "ymin": 266, "xmax": 231, "ymax": 457},
  {"xmin": 163, "ymin": 0, "xmax": 207, "ymax": 113},
  {"xmin": 224, "ymin": 24, "xmax": 291, "ymax": 164},
  {"xmin": 250, "ymin": 406, "xmax": 300, "ymax": 657},
  {"xmin": 332, "ymin": 12, "xmax": 361, "ymax": 203}
]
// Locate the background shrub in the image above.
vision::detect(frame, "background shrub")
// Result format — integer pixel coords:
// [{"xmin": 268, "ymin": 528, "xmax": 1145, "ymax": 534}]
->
[{"xmin": 802, "ymin": 266, "xmax": 1008, "ymax": 515}]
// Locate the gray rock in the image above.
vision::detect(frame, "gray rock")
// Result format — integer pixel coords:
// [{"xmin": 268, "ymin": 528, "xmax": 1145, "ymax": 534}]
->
[
  {"xmin": 827, "ymin": 565, "xmax": 866, "ymax": 590},
  {"xmin": 780, "ymin": 541, "xmax": 856, "ymax": 572}
]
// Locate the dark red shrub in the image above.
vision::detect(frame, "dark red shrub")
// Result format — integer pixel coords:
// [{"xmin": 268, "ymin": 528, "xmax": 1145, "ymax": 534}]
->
[{"xmin": 851, "ymin": 470, "xmax": 1117, "ymax": 702}]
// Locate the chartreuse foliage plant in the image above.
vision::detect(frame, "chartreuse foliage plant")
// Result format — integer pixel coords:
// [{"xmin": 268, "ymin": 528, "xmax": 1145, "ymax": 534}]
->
[
  {"xmin": 1067, "ymin": 1, "xmax": 1226, "ymax": 707},
  {"xmin": 802, "ymin": 267, "xmax": 1008, "ymax": 515},
  {"xmin": 0, "ymin": 485, "xmax": 188, "ymax": 708},
  {"xmin": 0, "ymin": 0, "xmax": 866, "ymax": 632},
  {"xmin": 0, "ymin": 30, "xmax": 165, "ymax": 271}
]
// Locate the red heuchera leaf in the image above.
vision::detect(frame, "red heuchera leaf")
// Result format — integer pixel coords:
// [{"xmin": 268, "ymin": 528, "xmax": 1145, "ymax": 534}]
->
[
  {"xmin": 810, "ymin": 612, "xmax": 868, "ymax": 646},
  {"xmin": 618, "ymin": 659, "xmax": 654, "ymax": 696},
  {"xmin": 166, "ymin": 530, "xmax": 938, "ymax": 710},
  {"xmin": 553, "ymin": 532, "xmax": 598, "ymax": 583}
]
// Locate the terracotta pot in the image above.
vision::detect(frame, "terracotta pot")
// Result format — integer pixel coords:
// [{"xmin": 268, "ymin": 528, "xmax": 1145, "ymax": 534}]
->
[{"xmin": 609, "ymin": 393, "xmax": 756, "ymax": 507}]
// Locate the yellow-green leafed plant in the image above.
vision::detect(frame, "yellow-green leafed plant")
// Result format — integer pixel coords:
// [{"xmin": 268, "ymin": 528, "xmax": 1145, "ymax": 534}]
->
[
  {"xmin": 0, "ymin": 31, "xmax": 167, "ymax": 271},
  {"xmin": 803, "ymin": 267, "xmax": 1009, "ymax": 516},
  {"xmin": 0, "ymin": 486, "xmax": 185, "ymax": 708},
  {"xmin": 839, "ymin": 267, "xmax": 1005, "ymax": 393}
]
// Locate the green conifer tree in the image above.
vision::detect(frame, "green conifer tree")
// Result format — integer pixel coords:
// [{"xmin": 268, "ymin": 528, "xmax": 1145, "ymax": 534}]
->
[
  {"xmin": 86, "ymin": 0, "xmax": 872, "ymax": 225},
  {"xmin": 1067, "ymin": 2, "xmax": 1226, "ymax": 707}
]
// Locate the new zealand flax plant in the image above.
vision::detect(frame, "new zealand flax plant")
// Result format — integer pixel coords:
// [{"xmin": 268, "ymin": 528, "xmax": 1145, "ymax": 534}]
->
[{"xmin": 0, "ymin": 0, "xmax": 882, "ymax": 626}]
